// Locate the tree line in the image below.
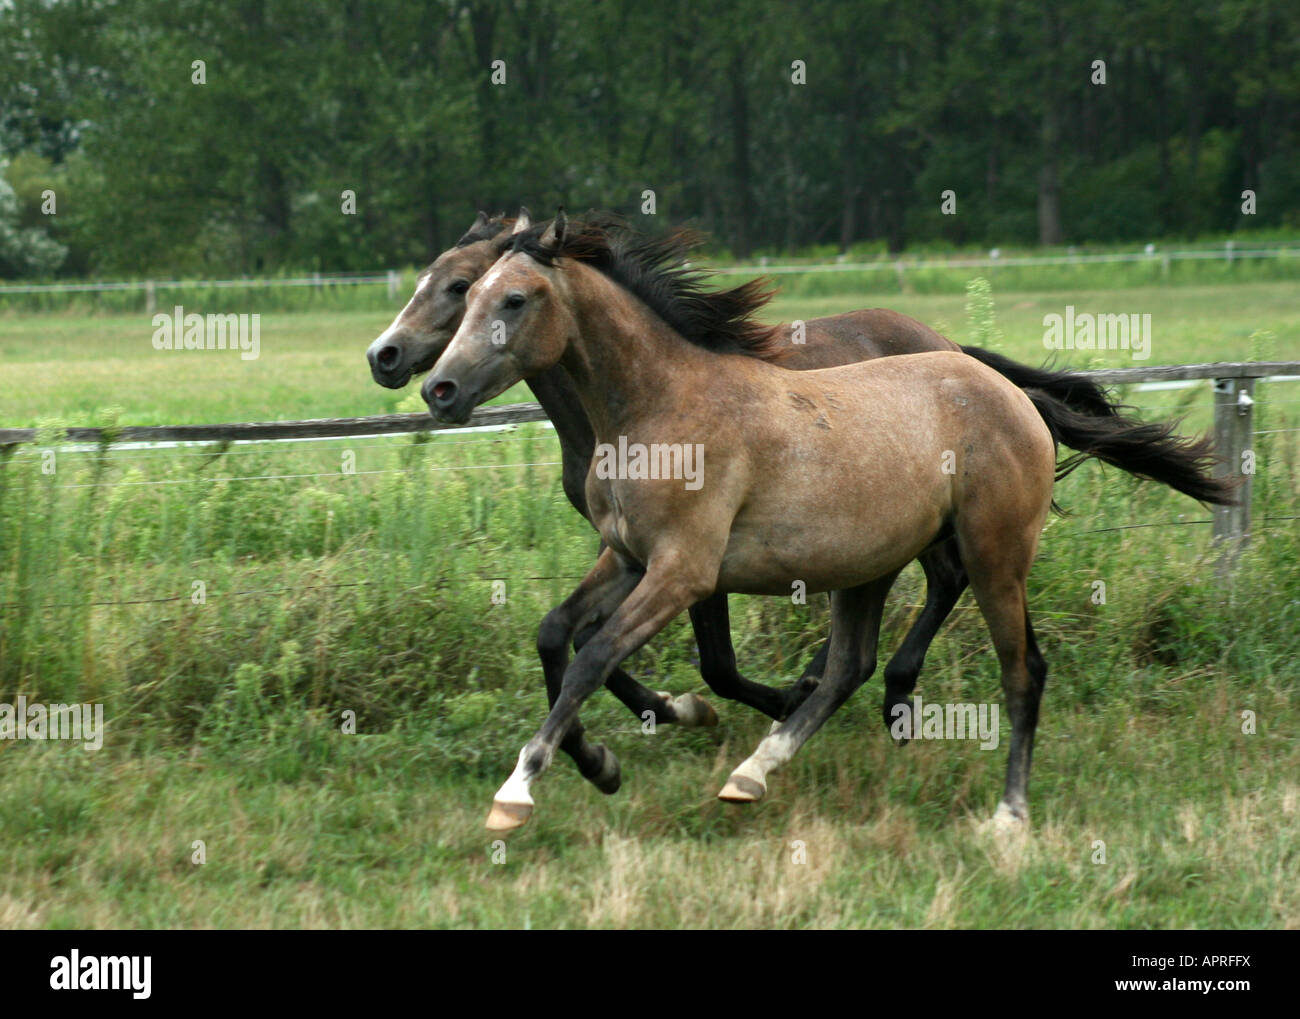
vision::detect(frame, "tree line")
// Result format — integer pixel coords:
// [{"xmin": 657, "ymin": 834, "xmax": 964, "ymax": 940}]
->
[{"xmin": 1, "ymin": 0, "xmax": 1297, "ymax": 277}]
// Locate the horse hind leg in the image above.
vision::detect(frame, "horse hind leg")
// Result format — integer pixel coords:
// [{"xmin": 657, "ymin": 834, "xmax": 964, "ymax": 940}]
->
[
  {"xmin": 719, "ymin": 572, "xmax": 899, "ymax": 803},
  {"xmin": 881, "ymin": 538, "xmax": 968, "ymax": 738},
  {"xmin": 959, "ymin": 533, "xmax": 1048, "ymax": 829}
]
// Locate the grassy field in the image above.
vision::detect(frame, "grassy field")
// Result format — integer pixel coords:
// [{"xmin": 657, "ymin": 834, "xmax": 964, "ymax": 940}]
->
[
  {"xmin": 0, "ymin": 278, "xmax": 1297, "ymax": 928},
  {"xmin": 2, "ymin": 280, "xmax": 1299, "ymax": 427}
]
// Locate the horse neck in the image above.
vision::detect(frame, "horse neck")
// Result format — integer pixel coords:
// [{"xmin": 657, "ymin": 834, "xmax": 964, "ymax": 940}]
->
[
  {"xmin": 525, "ymin": 367, "xmax": 597, "ymax": 519},
  {"xmin": 556, "ymin": 263, "xmax": 716, "ymax": 440},
  {"xmin": 526, "ymin": 368, "xmax": 594, "ymax": 463}
]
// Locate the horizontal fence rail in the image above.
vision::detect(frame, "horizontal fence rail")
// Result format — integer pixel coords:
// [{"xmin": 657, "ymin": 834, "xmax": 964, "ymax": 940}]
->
[
  {"xmin": 3, "ymin": 242, "xmax": 1300, "ymax": 301},
  {"xmin": 713, "ymin": 243, "xmax": 1300, "ymax": 276},
  {"xmin": 0, "ymin": 402, "xmax": 549, "ymax": 446},
  {"xmin": 3, "ymin": 362, "xmax": 1298, "ymax": 547},
  {"xmin": 2, "ymin": 363, "xmax": 1295, "ymax": 447}
]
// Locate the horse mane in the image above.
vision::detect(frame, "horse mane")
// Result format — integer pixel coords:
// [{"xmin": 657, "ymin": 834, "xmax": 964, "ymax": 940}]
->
[
  {"xmin": 455, "ymin": 214, "xmax": 515, "ymax": 248},
  {"xmin": 509, "ymin": 214, "xmax": 785, "ymax": 362}
]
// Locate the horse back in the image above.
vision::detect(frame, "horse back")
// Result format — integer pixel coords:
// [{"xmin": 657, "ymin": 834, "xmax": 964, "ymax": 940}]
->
[{"xmin": 781, "ymin": 308, "xmax": 959, "ymax": 370}]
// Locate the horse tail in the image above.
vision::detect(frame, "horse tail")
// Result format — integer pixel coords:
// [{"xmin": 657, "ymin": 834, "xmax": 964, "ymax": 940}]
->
[
  {"xmin": 1019, "ymin": 386, "xmax": 1239, "ymax": 507},
  {"xmin": 960, "ymin": 344, "xmax": 1120, "ymax": 419}
]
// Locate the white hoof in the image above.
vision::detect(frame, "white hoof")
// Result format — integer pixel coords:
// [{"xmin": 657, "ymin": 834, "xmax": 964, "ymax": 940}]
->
[
  {"xmin": 718, "ymin": 759, "xmax": 767, "ymax": 803},
  {"xmin": 488, "ymin": 748, "xmax": 536, "ymax": 830},
  {"xmin": 486, "ymin": 799, "xmax": 533, "ymax": 831},
  {"xmin": 991, "ymin": 800, "xmax": 1029, "ymax": 831}
]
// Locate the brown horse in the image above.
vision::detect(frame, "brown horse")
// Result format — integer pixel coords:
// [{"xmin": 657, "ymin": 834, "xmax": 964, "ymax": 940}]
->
[
  {"xmin": 423, "ymin": 212, "xmax": 1228, "ymax": 832},
  {"xmin": 366, "ymin": 211, "xmax": 959, "ymax": 741},
  {"xmin": 366, "ymin": 210, "xmax": 967, "ymax": 753},
  {"xmin": 370, "ymin": 211, "xmax": 1230, "ymax": 804}
]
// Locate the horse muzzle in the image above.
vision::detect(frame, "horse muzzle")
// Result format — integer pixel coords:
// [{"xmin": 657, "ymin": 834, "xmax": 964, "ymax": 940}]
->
[
  {"xmin": 366, "ymin": 336, "xmax": 413, "ymax": 389},
  {"xmin": 422, "ymin": 375, "xmax": 478, "ymax": 424}
]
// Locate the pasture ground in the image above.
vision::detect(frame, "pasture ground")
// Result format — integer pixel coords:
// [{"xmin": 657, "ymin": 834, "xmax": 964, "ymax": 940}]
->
[{"xmin": 0, "ymin": 280, "xmax": 1297, "ymax": 928}]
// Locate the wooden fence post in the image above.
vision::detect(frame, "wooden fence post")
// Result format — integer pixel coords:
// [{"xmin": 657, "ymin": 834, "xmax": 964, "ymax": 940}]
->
[
  {"xmin": 1212, "ymin": 374, "xmax": 1255, "ymax": 565},
  {"xmin": 387, "ymin": 270, "xmax": 400, "ymax": 302},
  {"xmin": 144, "ymin": 279, "xmax": 156, "ymax": 317}
]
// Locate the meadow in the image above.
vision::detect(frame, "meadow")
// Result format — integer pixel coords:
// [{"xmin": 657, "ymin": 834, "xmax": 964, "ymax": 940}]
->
[{"xmin": 0, "ymin": 275, "xmax": 1297, "ymax": 928}]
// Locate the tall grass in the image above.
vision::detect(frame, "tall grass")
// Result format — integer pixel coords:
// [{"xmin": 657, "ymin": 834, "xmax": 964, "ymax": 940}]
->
[
  {"xmin": 0, "ymin": 290, "xmax": 1297, "ymax": 927},
  {"xmin": 2, "ymin": 399, "xmax": 1296, "ymax": 756}
]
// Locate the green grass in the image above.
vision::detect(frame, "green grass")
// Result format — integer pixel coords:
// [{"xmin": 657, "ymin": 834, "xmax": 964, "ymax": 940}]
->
[
  {"xmin": 1, "ymin": 281, "xmax": 1297, "ymax": 428},
  {"xmin": 0, "ymin": 280, "xmax": 1297, "ymax": 927},
  {"xmin": 2, "ymin": 683, "xmax": 1296, "ymax": 928}
]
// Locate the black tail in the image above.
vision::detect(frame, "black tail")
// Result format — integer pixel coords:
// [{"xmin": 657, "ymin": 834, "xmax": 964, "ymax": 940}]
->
[
  {"xmin": 1022, "ymin": 388, "xmax": 1238, "ymax": 507},
  {"xmin": 961, "ymin": 344, "xmax": 1121, "ymax": 419},
  {"xmin": 961, "ymin": 344, "xmax": 1238, "ymax": 507}
]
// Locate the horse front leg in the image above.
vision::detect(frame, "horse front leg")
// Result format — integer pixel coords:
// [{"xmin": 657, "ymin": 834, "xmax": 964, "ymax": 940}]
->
[
  {"xmin": 531, "ymin": 549, "xmax": 643, "ymax": 803},
  {"xmin": 586, "ymin": 636, "xmax": 720, "ymax": 729},
  {"xmin": 489, "ymin": 554, "xmax": 710, "ymax": 831},
  {"xmin": 549, "ymin": 543, "xmax": 718, "ymax": 733},
  {"xmin": 688, "ymin": 593, "xmax": 809, "ymax": 720}
]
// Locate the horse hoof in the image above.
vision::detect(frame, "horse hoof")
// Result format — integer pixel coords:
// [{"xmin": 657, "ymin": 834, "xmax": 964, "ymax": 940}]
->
[
  {"xmin": 486, "ymin": 799, "xmax": 533, "ymax": 832},
  {"xmin": 668, "ymin": 692, "xmax": 719, "ymax": 728},
  {"xmin": 884, "ymin": 699, "xmax": 910, "ymax": 740},
  {"xmin": 589, "ymin": 745, "xmax": 622, "ymax": 795},
  {"xmin": 718, "ymin": 773, "xmax": 766, "ymax": 803},
  {"xmin": 990, "ymin": 800, "xmax": 1029, "ymax": 831}
]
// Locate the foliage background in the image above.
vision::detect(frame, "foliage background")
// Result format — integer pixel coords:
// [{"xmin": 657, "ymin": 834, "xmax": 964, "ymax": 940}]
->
[{"xmin": 2, "ymin": 0, "xmax": 1299, "ymax": 277}]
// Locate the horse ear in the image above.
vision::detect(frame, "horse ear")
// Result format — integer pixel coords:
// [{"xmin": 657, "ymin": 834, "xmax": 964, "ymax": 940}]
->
[
  {"xmin": 468, "ymin": 210, "xmax": 490, "ymax": 232},
  {"xmin": 540, "ymin": 208, "xmax": 567, "ymax": 249},
  {"xmin": 511, "ymin": 207, "xmax": 532, "ymax": 234}
]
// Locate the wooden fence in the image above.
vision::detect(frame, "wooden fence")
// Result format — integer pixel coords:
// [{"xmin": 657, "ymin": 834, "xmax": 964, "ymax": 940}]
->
[{"xmin": 3, "ymin": 360, "xmax": 1298, "ymax": 544}]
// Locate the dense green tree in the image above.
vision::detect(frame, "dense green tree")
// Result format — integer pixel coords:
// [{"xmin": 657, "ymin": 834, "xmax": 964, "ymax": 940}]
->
[{"xmin": 0, "ymin": 0, "xmax": 1296, "ymax": 276}]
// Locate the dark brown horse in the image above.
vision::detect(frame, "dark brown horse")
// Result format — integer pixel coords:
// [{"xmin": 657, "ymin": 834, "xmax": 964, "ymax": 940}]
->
[
  {"xmin": 370, "ymin": 209, "xmax": 1233, "ymax": 800},
  {"xmin": 425, "ymin": 212, "xmax": 1234, "ymax": 832}
]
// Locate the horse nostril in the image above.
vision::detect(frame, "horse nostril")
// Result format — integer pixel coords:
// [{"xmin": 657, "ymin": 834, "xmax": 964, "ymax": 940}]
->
[
  {"xmin": 376, "ymin": 344, "xmax": 401, "ymax": 370},
  {"xmin": 432, "ymin": 380, "xmax": 456, "ymax": 403}
]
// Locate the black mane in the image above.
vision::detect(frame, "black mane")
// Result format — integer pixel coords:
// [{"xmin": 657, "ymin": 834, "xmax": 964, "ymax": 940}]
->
[
  {"xmin": 455, "ymin": 213, "xmax": 513, "ymax": 248},
  {"xmin": 509, "ymin": 214, "xmax": 783, "ymax": 361}
]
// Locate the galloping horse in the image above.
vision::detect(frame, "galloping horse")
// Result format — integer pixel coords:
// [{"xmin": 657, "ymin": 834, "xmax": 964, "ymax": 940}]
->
[
  {"xmin": 423, "ymin": 212, "xmax": 1233, "ymax": 832},
  {"xmin": 368, "ymin": 211, "xmax": 1231, "ymax": 802}
]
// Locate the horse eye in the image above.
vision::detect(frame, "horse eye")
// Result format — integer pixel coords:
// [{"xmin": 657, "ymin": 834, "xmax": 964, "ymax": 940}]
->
[
  {"xmin": 447, "ymin": 280, "xmax": 470, "ymax": 295},
  {"xmin": 504, "ymin": 293, "xmax": 526, "ymax": 310}
]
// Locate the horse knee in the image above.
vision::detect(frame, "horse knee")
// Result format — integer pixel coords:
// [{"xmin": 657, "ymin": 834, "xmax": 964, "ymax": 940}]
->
[{"xmin": 536, "ymin": 609, "xmax": 571, "ymax": 659}]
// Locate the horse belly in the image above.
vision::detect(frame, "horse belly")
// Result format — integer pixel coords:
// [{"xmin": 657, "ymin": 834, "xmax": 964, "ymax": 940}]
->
[{"xmin": 715, "ymin": 475, "xmax": 949, "ymax": 595}]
